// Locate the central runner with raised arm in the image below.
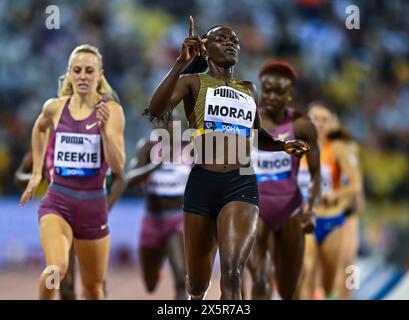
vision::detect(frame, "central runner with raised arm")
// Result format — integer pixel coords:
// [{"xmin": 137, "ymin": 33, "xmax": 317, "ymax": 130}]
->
[{"xmin": 146, "ymin": 17, "xmax": 310, "ymax": 300}]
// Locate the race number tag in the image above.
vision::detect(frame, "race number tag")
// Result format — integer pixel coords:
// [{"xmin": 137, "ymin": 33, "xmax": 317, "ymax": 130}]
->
[
  {"xmin": 147, "ymin": 164, "xmax": 191, "ymax": 196},
  {"xmin": 253, "ymin": 150, "xmax": 292, "ymax": 183},
  {"xmin": 54, "ymin": 132, "xmax": 101, "ymax": 177},
  {"xmin": 320, "ymin": 165, "xmax": 333, "ymax": 195},
  {"xmin": 203, "ymin": 86, "xmax": 256, "ymax": 137}
]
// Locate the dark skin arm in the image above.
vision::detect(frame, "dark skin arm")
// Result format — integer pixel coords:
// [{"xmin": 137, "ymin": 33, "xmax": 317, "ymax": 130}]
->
[
  {"xmin": 254, "ymin": 108, "xmax": 285, "ymax": 151},
  {"xmin": 125, "ymin": 142, "xmax": 161, "ymax": 189},
  {"xmin": 294, "ymin": 116, "xmax": 321, "ymax": 233},
  {"xmin": 148, "ymin": 68, "xmax": 195, "ymax": 119},
  {"xmin": 246, "ymin": 82, "xmax": 310, "ymax": 158},
  {"xmin": 148, "ymin": 16, "xmax": 309, "ymax": 158},
  {"xmin": 14, "ymin": 151, "xmax": 34, "ymax": 190},
  {"xmin": 107, "ymin": 172, "xmax": 126, "ymax": 211},
  {"xmin": 149, "ymin": 74, "xmax": 309, "ymax": 158},
  {"xmin": 148, "ymin": 16, "xmax": 204, "ymax": 119}
]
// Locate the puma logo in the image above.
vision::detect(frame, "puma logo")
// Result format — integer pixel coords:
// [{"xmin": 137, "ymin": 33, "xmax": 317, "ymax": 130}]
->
[{"xmin": 85, "ymin": 122, "xmax": 98, "ymax": 130}]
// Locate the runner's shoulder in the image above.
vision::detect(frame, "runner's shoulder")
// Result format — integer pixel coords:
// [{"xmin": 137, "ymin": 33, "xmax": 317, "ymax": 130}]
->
[
  {"xmin": 294, "ymin": 114, "xmax": 315, "ymax": 129},
  {"xmin": 179, "ymin": 73, "xmax": 200, "ymax": 89},
  {"xmin": 105, "ymin": 99, "xmax": 124, "ymax": 114},
  {"xmin": 240, "ymin": 81, "xmax": 257, "ymax": 99},
  {"xmin": 242, "ymin": 80, "xmax": 256, "ymax": 91},
  {"xmin": 293, "ymin": 114, "xmax": 317, "ymax": 140},
  {"xmin": 331, "ymin": 139, "xmax": 349, "ymax": 157},
  {"xmin": 42, "ymin": 96, "xmax": 68, "ymax": 117}
]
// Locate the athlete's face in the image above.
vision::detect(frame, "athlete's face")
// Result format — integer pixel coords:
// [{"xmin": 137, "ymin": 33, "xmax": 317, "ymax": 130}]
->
[
  {"xmin": 204, "ymin": 27, "xmax": 240, "ymax": 68},
  {"xmin": 259, "ymin": 73, "xmax": 293, "ymax": 114},
  {"xmin": 308, "ymin": 106, "xmax": 333, "ymax": 139},
  {"xmin": 68, "ymin": 52, "xmax": 102, "ymax": 96},
  {"xmin": 328, "ymin": 113, "xmax": 340, "ymax": 132}
]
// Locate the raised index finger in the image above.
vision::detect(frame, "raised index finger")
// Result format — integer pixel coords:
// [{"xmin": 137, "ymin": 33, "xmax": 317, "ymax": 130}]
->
[{"xmin": 189, "ymin": 15, "xmax": 195, "ymax": 37}]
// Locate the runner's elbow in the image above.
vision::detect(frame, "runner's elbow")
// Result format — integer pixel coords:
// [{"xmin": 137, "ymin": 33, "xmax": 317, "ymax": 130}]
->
[
  {"xmin": 147, "ymin": 105, "xmax": 163, "ymax": 118},
  {"xmin": 110, "ymin": 159, "xmax": 125, "ymax": 175}
]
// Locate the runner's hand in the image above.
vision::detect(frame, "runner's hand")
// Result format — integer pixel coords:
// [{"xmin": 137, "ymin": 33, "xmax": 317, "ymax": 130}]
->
[
  {"xmin": 19, "ymin": 173, "xmax": 42, "ymax": 206},
  {"xmin": 284, "ymin": 139, "xmax": 310, "ymax": 158},
  {"xmin": 301, "ymin": 207, "xmax": 316, "ymax": 234},
  {"xmin": 177, "ymin": 16, "xmax": 207, "ymax": 63}
]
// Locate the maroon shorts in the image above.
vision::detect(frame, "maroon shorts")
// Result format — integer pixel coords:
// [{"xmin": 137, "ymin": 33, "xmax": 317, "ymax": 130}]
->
[
  {"xmin": 139, "ymin": 209, "xmax": 183, "ymax": 248},
  {"xmin": 259, "ymin": 191, "xmax": 303, "ymax": 232},
  {"xmin": 38, "ymin": 183, "xmax": 109, "ymax": 240}
]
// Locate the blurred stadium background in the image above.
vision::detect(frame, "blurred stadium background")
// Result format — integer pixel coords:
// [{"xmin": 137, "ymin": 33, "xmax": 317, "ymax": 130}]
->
[{"xmin": 0, "ymin": 0, "xmax": 408, "ymax": 299}]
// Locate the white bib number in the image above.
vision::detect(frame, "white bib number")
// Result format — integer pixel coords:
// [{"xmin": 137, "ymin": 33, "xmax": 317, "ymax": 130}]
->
[
  {"xmin": 147, "ymin": 164, "xmax": 190, "ymax": 196},
  {"xmin": 297, "ymin": 165, "xmax": 334, "ymax": 200},
  {"xmin": 297, "ymin": 167, "xmax": 311, "ymax": 200},
  {"xmin": 320, "ymin": 165, "xmax": 333, "ymax": 195},
  {"xmin": 54, "ymin": 132, "xmax": 101, "ymax": 177},
  {"xmin": 253, "ymin": 150, "xmax": 292, "ymax": 183},
  {"xmin": 204, "ymin": 86, "xmax": 256, "ymax": 137}
]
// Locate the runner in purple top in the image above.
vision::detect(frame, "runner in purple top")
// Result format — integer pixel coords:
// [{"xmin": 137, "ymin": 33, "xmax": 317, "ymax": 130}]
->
[
  {"xmin": 247, "ymin": 61, "xmax": 321, "ymax": 300},
  {"xmin": 14, "ymin": 127, "xmax": 124, "ymax": 300},
  {"xmin": 126, "ymin": 120, "xmax": 192, "ymax": 300},
  {"xmin": 19, "ymin": 44, "xmax": 125, "ymax": 300}
]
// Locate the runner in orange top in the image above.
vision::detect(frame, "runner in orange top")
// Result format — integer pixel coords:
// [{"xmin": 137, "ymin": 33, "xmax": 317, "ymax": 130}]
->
[{"xmin": 297, "ymin": 103, "xmax": 362, "ymax": 299}]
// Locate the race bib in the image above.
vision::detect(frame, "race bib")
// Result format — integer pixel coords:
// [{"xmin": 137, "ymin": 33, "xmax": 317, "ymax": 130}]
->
[
  {"xmin": 203, "ymin": 86, "xmax": 256, "ymax": 137},
  {"xmin": 297, "ymin": 167, "xmax": 311, "ymax": 200},
  {"xmin": 147, "ymin": 164, "xmax": 191, "ymax": 196},
  {"xmin": 320, "ymin": 165, "xmax": 333, "ymax": 195},
  {"xmin": 54, "ymin": 132, "xmax": 101, "ymax": 177},
  {"xmin": 253, "ymin": 150, "xmax": 292, "ymax": 183}
]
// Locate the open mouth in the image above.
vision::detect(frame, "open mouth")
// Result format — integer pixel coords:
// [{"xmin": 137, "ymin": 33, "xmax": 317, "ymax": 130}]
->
[{"xmin": 78, "ymin": 83, "xmax": 89, "ymax": 89}]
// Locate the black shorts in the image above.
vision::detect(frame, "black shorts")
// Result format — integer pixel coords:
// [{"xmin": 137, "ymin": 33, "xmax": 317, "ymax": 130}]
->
[{"xmin": 183, "ymin": 165, "xmax": 259, "ymax": 218}]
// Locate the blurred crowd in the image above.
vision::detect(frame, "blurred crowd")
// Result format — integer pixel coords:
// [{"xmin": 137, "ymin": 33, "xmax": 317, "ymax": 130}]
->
[{"xmin": 0, "ymin": 0, "xmax": 408, "ymax": 201}]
